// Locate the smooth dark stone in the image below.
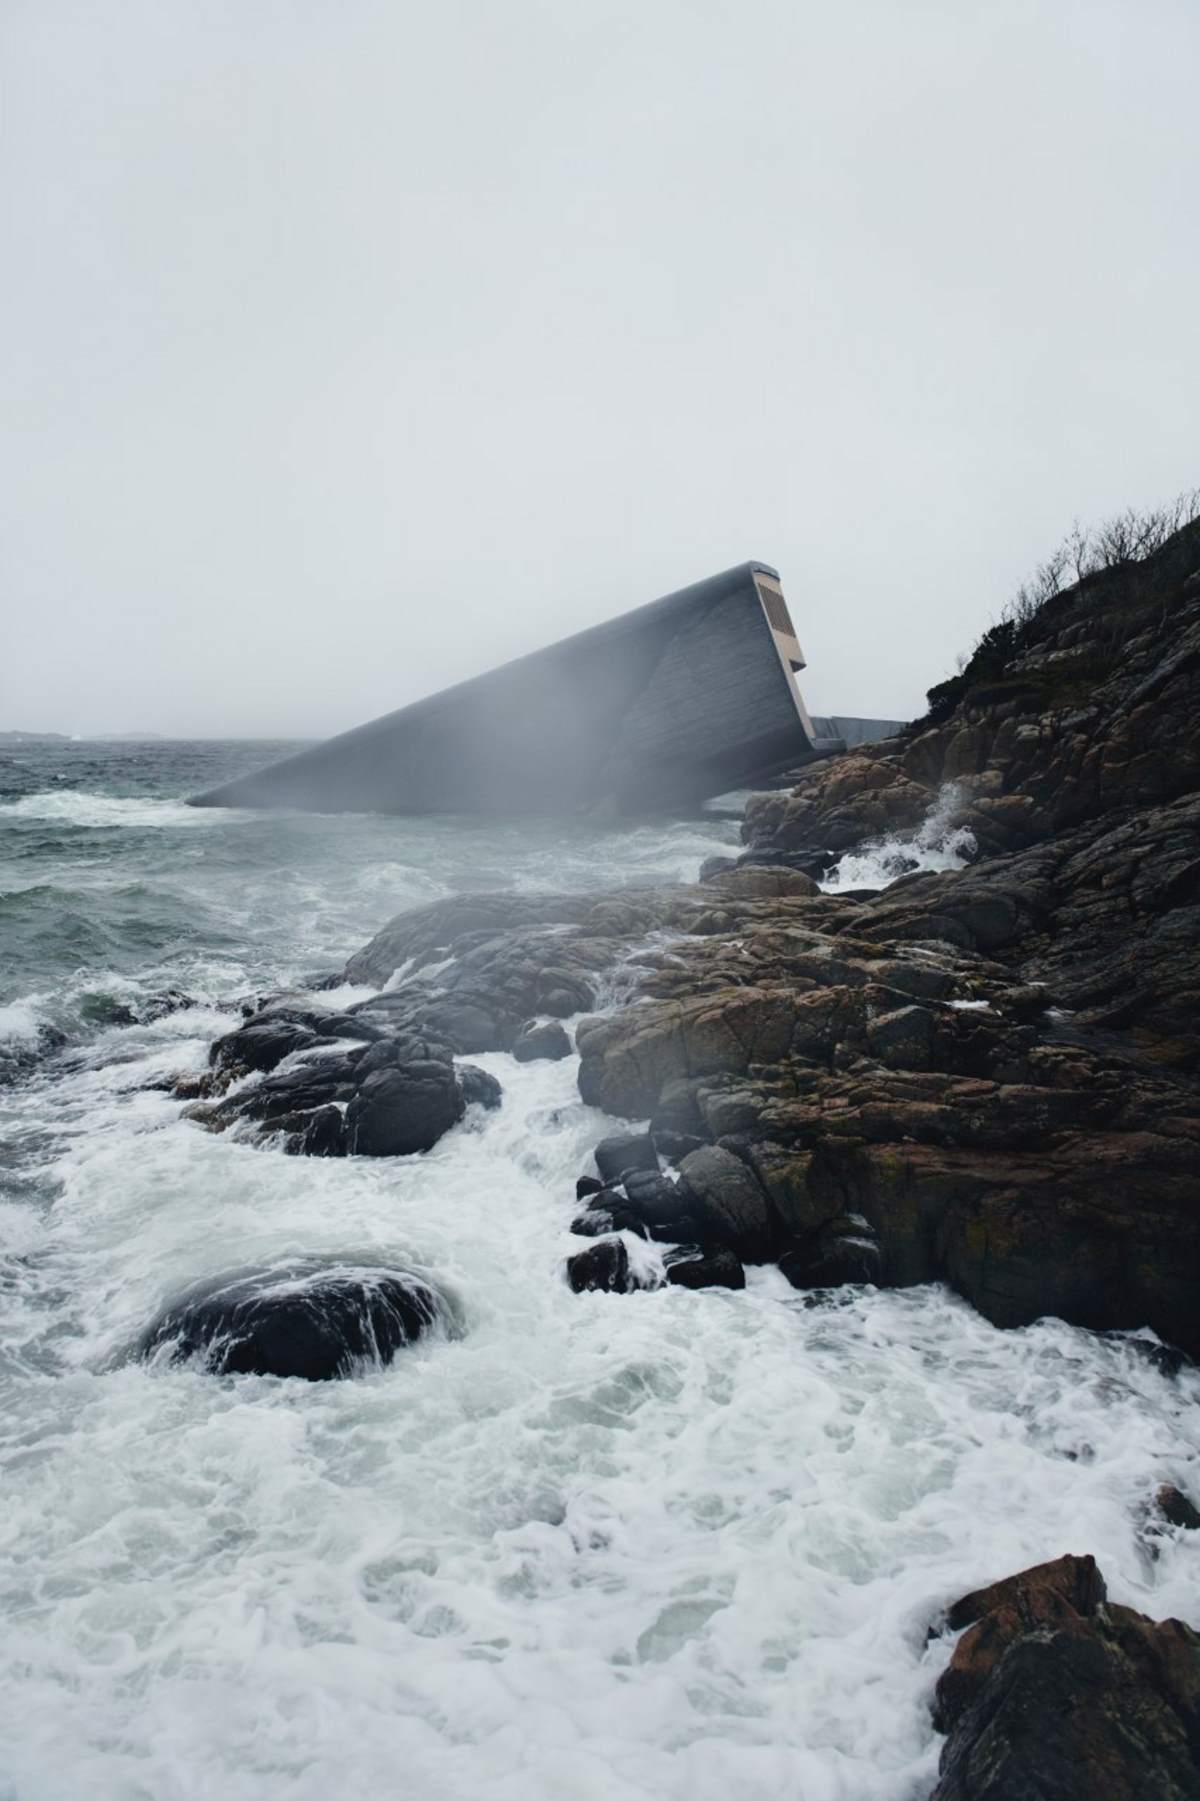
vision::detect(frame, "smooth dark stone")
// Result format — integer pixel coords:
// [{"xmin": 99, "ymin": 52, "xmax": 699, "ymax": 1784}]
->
[
  {"xmin": 512, "ymin": 1020, "xmax": 572, "ymax": 1063},
  {"xmin": 677, "ymin": 1145, "xmax": 777, "ymax": 1261},
  {"xmin": 418, "ymin": 1001, "xmax": 506, "ymax": 1054},
  {"xmin": 209, "ymin": 1018, "xmax": 320, "ymax": 1076},
  {"xmin": 778, "ymin": 1221, "xmax": 882, "ymax": 1289},
  {"xmin": 576, "ymin": 1175, "xmax": 605, "ymax": 1201},
  {"xmin": 138, "ymin": 1264, "xmax": 445, "ymax": 1379},
  {"xmin": 459, "ymin": 1064, "xmax": 503, "ymax": 1111},
  {"xmin": 594, "ymin": 1133, "xmax": 659, "ymax": 1184},
  {"xmin": 652, "ymin": 1129, "xmax": 707, "ymax": 1163},
  {"xmin": 665, "ymin": 1249, "xmax": 746, "ymax": 1290},
  {"xmin": 315, "ymin": 1013, "xmax": 390, "ymax": 1043},
  {"xmin": 345, "ymin": 1063, "xmax": 463, "ymax": 1156}
]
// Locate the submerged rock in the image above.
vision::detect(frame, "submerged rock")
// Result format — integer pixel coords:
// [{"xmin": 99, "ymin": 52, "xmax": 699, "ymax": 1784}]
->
[
  {"xmin": 1155, "ymin": 1483, "xmax": 1200, "ymax": 1532},
  {"xmin": 458, "ymin": 1063, "xmax": 503, "ymax": 1111},
  {"xmin": 566, "ymin": 1238, "xmax": 636, "ymax": 1293},
  {"xmin": 930, "ymin": 1553, "xmax": 1200, "ymax": 1800},
  {"xmin": 138, "ymin": 1263, "xmax": 446, "ymax": 1380},
  {"xmin": 512, "ymin": 1020, "xmax": 572, "ymax": 1062}
]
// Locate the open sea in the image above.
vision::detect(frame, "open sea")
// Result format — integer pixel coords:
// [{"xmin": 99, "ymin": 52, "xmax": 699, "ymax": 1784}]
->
[{"xmin": 1, "ymin": 740, "xmax": 1197, "ymax": 1801}]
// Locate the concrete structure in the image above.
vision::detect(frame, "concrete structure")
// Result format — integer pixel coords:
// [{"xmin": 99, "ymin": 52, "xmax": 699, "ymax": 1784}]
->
[{"xmin": 190, "ymin": 562, "xmax": 898, "ymax": 816}]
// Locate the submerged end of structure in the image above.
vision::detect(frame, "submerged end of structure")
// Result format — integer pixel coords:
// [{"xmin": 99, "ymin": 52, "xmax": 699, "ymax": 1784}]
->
[{"xmin": 191, "ymin": 561, "xmax": 902, "ymax": 817}]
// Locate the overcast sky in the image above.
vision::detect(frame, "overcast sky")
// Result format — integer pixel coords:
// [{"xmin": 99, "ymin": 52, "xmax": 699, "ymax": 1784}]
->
[{"xmin": 2, "ymin": 0, "xmax": 1197, "ymax": 738}]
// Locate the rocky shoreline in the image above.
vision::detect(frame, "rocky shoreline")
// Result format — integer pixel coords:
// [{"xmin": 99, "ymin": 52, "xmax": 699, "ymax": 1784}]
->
[{"xmin": 167, "ymin": 513, "xmax": 1200, "ymax": 1794}]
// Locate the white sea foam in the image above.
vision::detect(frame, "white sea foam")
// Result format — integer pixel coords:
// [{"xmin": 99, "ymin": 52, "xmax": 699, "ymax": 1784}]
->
[
  {"xmin": 821, "ymin": 785, "xmax": 977, "ymax": 892},
  {"xmin": 2, "ymin": 789, "xmax": 233, "ymax": 829},
  {"xmin": 0, "ymin": 995, "xmax": 47, "ymax": 1045},
  {"xmin": 2, "ymin": 773, "xmax": 1197, "ymax": 1799},
  {"xmin": 1, "ymin": 1010, "xmax": 1198, "ymax": 1801}
]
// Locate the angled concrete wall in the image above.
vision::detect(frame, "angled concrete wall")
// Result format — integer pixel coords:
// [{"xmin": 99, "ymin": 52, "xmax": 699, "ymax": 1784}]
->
[{"xmin": 191, "ymin": 562, "xmax": 822, "ymax": 816}]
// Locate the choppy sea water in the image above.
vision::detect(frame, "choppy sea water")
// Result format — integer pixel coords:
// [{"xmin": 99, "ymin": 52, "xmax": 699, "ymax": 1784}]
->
[{"xmin": 1, "ymin": 743, "xmax": 1197, "ymax": 1801}]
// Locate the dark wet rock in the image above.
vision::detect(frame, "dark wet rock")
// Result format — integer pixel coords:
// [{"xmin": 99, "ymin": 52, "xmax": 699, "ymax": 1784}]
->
[
  {"xmin": 576, "ymin": 1174, "xmax": 605, "ymax": 1201},
  {"xmin": 617, "ymin": 1171, "xmax": 712, "ymax": 1244},
  {"xmin": 512, "ymin": 1020, "xmax": 572, "ymax": 1062},
  {"xmin": 698, "ymin": 854, "xmax": 738, "ymax": 882},
  {"xmin": 566, "ymin": 1238, "xmax": 635, "ymax": 1293},
  {"xmin": 1156, "ymin": 1483, "xmax": 1200, "ymax": 1532},
  {"xmin": 209, "ymin": 1016, "xmax": 320, "ymax": 1077},
  {"xmin": 238, "ymin": 1051, "xmax": 362, "ymax": 1121},
  {"xmin": 345, "ymin": 1059, "xmax": 463, "ymax": 1157},
  {"xmin": 930, "ymin": 1553, "xmax": 1200, "ymax": 1801},
  {"xmin": 312, "ymin": 1012, "xmax": 391, "ymax": 1043},
  {"xmin": 778, "ymin": 1218, "xmax": 881, "ymax": 1288},
  {"xmin": 651, "ymin": 1128, "xmax": 707, "ymax": 1163},
  {"xmin": 415, "ymin": 1000, "xmax": 506, "ymax": 1054},
  {"xmin": 138, "ymin": 1263, "xmax": 445, "ymax": 1379},
  {"xmin": 284, "ymin": 1104, "xmax": 347, "ymax": 1157},
  {"xmin": 570, "ymin": 1207, "xmax": 621, "ymax": 1237},
  {"xmin": 458, "ymin": 1064, "xmax": 503, "ymax": 1111},
  {"xmin": 594, "ymin": 1133, "xmax": 659, "ymax": 1184},
  {"xmin": 191, "ymin": 1005, "xmax": 491, "ymax": 1158},
  {"xmin": 676, "ymin": 1145, "xmax": 777, "ymax": 1261},
  {"xmin": 664, "ymin": 1248, "xmax": 746, "ymax": 1290}
]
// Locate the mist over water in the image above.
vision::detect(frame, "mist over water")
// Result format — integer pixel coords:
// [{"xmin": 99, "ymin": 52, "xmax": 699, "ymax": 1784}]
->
[{"xmin": 2, "ymin": 745, "xmax": 1198, "ymax": 1800}]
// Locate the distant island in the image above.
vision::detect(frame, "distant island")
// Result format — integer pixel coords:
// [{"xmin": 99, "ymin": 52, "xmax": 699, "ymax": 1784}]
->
[{"xmin": 0, "ymin": 730, "xmax": 167, "ymax": 743}]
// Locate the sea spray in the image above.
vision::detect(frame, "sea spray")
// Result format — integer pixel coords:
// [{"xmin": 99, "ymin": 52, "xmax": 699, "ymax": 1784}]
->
[{"xmin": 820, "ymin": 783, "xmax": 977, "ymax": 891}]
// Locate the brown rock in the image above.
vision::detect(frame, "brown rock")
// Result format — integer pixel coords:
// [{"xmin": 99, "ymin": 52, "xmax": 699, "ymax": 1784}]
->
[{"xmin": 932, "ymin": 1555, "xmax": 1200, "ymax": 1801}]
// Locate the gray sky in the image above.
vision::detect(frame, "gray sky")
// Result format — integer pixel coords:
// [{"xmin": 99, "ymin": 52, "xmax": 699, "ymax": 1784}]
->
[{"xmin": 3, "ymin": 0, "xmax": 1197, "ymax": 739}]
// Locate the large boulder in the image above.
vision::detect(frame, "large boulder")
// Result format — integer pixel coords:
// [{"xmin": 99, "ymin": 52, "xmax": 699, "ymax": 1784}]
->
[
  {"xmin": 594, "ymin": 1133, "xmax": 660, "ymax": 1184},
  {"xmin": 345, "ymin": 1058, "xmax": 463, "ymax": 1156},
  {"xmin": 138, "ymin": 1263, "xmax": 447, "ymax": 1379},
  {"xmin": 677, "ymin": 1145, "xmax": 777, "ymax": 1261},
  {"xmin": 930, "ymin": 1554, "xmax": 1200, "ymax": 1800}
]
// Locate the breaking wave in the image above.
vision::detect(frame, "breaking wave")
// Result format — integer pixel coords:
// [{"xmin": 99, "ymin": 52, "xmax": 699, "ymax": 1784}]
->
[
  {"xmin": 821, "ymin": 784, "xmax": 977, "ymax": 891},
  {"xmin": 1, "ymin": 789, "xmax": 230, "ymax": 829}
]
